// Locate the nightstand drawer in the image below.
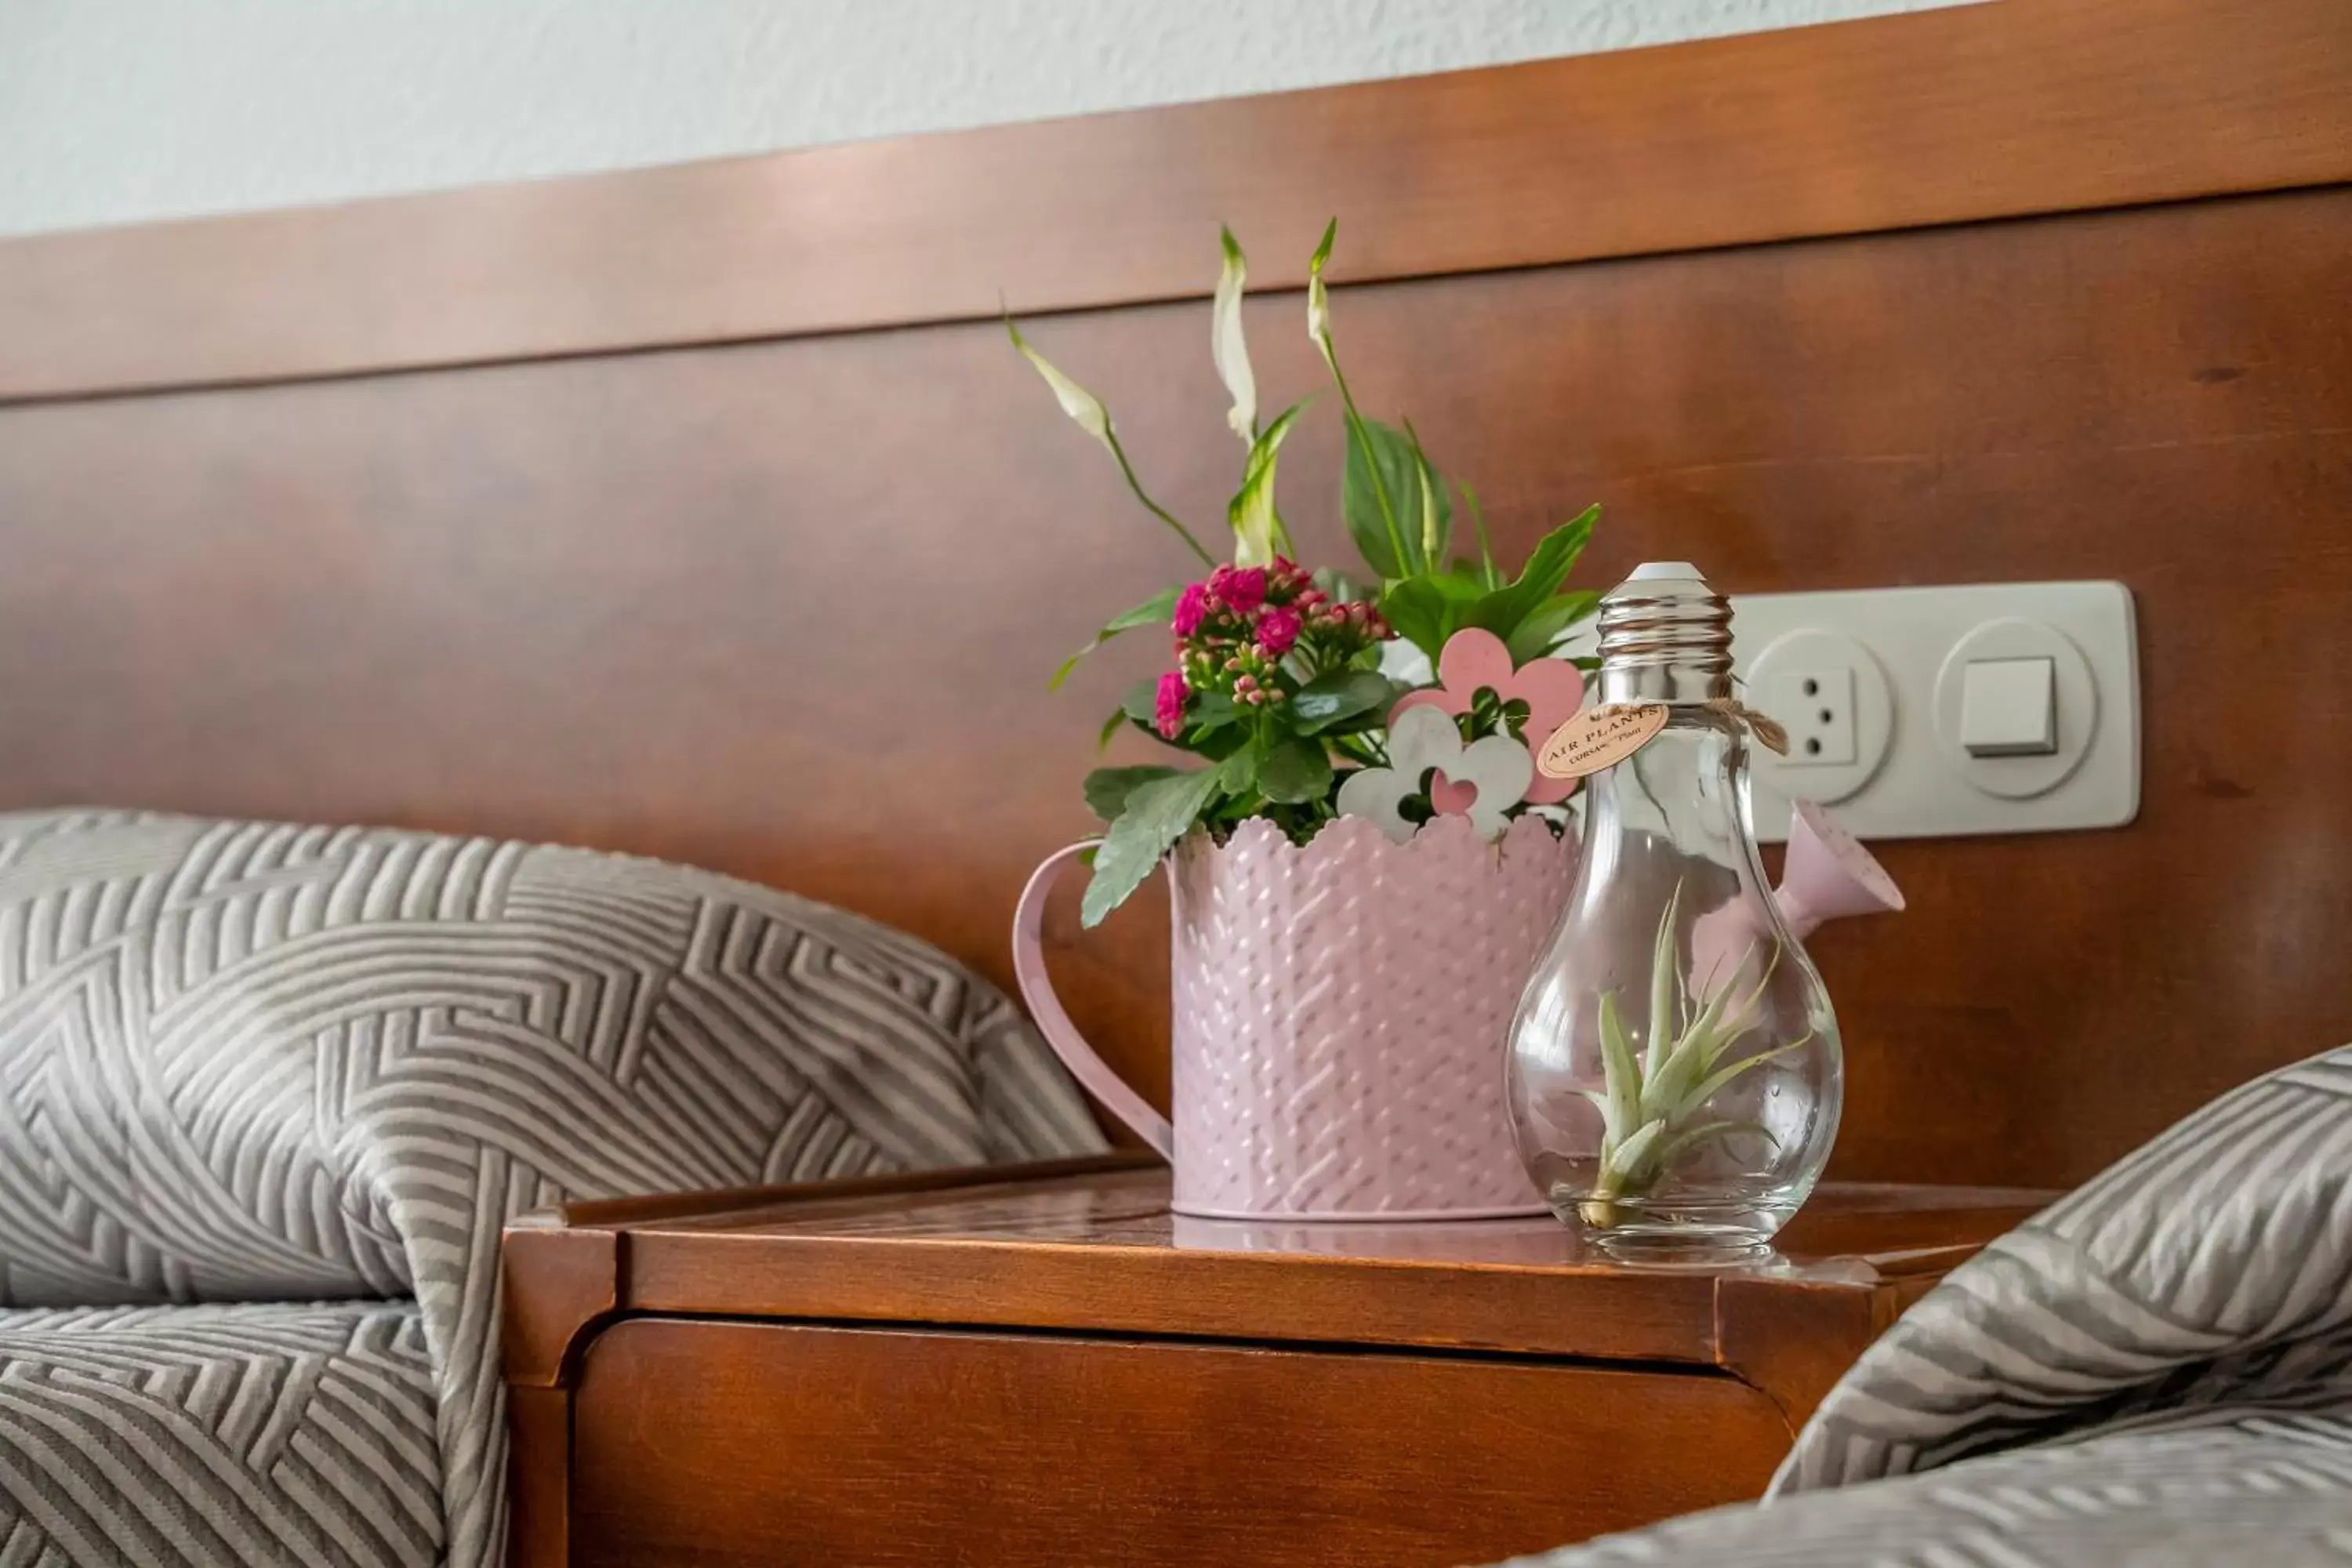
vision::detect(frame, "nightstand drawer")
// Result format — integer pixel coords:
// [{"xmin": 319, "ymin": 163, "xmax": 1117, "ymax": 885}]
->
[{"xmin": 570, "ymin": 1318, "xmax": 1788, "ymax": 1567}]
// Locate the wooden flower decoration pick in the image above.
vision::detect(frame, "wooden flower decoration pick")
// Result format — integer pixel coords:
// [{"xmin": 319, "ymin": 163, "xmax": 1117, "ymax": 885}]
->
[
  {"xmin": 1335, "ymin": 705, "xmax": 1534, "ymax": 844},
  {"xmin": 1390, "ymin": 628, "xmax": 1586, "ymax": 804}
]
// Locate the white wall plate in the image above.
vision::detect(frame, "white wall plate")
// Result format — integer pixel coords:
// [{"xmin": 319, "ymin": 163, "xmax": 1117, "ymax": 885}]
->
[{"xmin": 1727, "ymin": 582, "xmax": 2140, "ymax": 844}]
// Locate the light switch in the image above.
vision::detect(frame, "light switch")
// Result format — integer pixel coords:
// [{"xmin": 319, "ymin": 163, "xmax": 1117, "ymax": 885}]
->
[{"xmin": 1958, "ymin": 657, "xmax": 2057, "ymax": 757}]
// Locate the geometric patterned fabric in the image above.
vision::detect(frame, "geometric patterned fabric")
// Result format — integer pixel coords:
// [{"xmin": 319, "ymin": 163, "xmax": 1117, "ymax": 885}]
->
[
  {"xmin": 0, "ymin": 810, "xmax": 1107, "ymax": 1567},
  {"xmin": 1512, "ymin": 1045, "xmax": 2352, "ymax": 1566}
]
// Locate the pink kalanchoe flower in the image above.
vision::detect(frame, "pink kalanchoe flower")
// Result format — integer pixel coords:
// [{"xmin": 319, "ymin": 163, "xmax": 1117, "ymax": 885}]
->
[
  {"xmin": 1209, "ymin": 564, "xmax": 1268, "ymax": 612},
  {"xmin": 1255, "ymin": 606, "xmax": 1302, "ymax": 657},
  {"xmin": 1154, "ymin": 670, "xmax": 1189, "ymax": 739},
  {"xmin": 1171, "ymin": 581, "xmax": 1211, "ymax": 638}
]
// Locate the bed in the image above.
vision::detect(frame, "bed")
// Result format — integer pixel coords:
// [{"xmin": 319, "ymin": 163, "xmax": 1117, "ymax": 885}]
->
[{"xmin": 0, "ymin": 808, "xmax": 1107, "ymax": 1568}]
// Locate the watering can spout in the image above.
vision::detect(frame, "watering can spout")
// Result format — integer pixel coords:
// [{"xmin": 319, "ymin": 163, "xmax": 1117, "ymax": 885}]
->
[
  {"xmin": 1774, "ymin": 800, "xmax": 1906, "ymax": 938},
  {"xmin": 1688, "ymin": 801, "xmax": 1904, "ymax": 988}
]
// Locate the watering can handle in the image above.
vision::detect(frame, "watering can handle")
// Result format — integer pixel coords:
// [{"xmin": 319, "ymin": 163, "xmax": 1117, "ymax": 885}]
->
[{"xmin": 1010, "ymin": 842, "xmax": 1175, "ymax": 1159}]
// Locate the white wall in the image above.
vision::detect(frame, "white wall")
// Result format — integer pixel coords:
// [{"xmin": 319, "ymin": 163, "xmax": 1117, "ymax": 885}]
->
[{"xmin": 0, "ymin": 0, "xmax": 1967, "ymax": 238}]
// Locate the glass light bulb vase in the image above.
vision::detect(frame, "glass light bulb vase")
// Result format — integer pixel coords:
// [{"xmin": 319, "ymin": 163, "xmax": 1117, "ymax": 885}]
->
[{"xmin": 1507, "ymin": 563, "xmax": 1843, "ymax": 1259}]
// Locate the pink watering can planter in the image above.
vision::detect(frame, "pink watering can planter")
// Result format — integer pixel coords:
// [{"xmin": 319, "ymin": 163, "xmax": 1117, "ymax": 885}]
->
[{"xmin": 1013, "ymin": 813, "xmax": 1575, "ymax": 1221}]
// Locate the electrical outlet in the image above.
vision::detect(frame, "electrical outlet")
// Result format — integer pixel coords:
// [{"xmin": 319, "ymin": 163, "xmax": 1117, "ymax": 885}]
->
[
  {"xmin": 1732, "ymin": 582, "xmax": 2140, "ymax": 843},
  {"xmin": 1768, "ymin": 667, "xmax": 1857, "ymax": 767},
  {"xmin": 1744, "ymin": 627, "xmax": 1893, "ymax": 811}
]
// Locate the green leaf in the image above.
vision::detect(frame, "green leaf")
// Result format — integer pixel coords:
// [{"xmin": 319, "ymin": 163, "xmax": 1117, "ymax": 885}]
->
[
  {"xmin": 1083, "ymin": 769, "xmax": 1223, "ymax": 927},
  {"xmin": 1190, "ymin": 691, "xmax": 1237, "ymax": 732},
  {"xmin": 1376, "ymin": 579, "xmax": 1446, "ymax": 664},
  {"xmin": 1050, "ymin": 588, "xmax": 1179, "ymax": 691},
  {"xmin": 1503, "ymin": 591, "xmax": 1602, "ymax": 666},
  {"xmin": 1467, "ymin": 505, "xmax": 1599, "ymax": 644},
  {"xmin": 1403, "ymin": 419, "xmax": 1452, "ymax": 568},
  {"xmin": 1102, "ymin": 589, "xmax": 1180, "ymax": 635},
  {"xmin": 1096, "ymin": 707, "xmax": 1130, "ymax": 750},
  {"xmin": 1461, "ymin": 483, "xmax": 1502, "ymax": 590},
  {"xmin": 1577, "ymin": 1087, "xmax": 1623, "ymax": 1150},
  {"xmin": 1343, "ymin": 416, "xmax": 1444, "ymax": 579},
  {"xmin": 1610, "ymin": 1118, "xmax": 1666, "ymax": 1183},
  {"xmin": 1290, "ymin": 669, "xmax": 1394, "ymax": 735},
  {"xmin": 1313, "ymin": 707, "xmax": 1395, "ymax": 739},
  {"xmin": 1227, "ymin": 397, "xmax": 1312, "ymax": 568},
  {"xmin": 1258, "ymin": 739, "xmax": 1334, "ymax": 805},
  {"xmin": 1639, "ymin": 958, "xmax": 1764, "ymax": 1126},
  {"xmin": 1121, "ymin": 681, "xmax": 1233, "ymax": 741},
  {"xmin": 1217, "ymin": 748, "xmax": 1259, "ymax": 795},
  {"xmin": 1646, "ymin": 884, "xmax": 1684, "ymax": 1080},
  {"xmin": 1083, "ymin": 765, "xmax": 1181, "ymax": 823},
  {"xmin": 1641, "ymin": 1014, "xmax": 1719, "ymax": 1127},
  {"xmin": 1377, "ymin": 572, "xmax": 1486, "ymax": 664},
  {"xmin": 1597, "ymin": 992, "xmax": 1644, "ymax": 1158},
  {"xmin": 1211, "ymin": 226, "xmax": 1257, "ymax": 442},
  {"xmin": 1712, "ymin": 944, "xmax": 1787, "ymax": 1065},
  {"xmin": 1682, "ymin": 1035, "xmax": 1813, "ymax": 1114},
  {"xmin": 1305, "ymin": 218, "xmax": 1424, "ymax": 583}
]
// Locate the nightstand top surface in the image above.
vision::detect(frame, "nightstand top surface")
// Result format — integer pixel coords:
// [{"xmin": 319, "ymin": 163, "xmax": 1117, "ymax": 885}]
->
[
  {"xmin": 615, "ymin": 1156, "xmax": 2045, "ymax": 1276},
  {"xmin": 507, "ymin": 1155, "xmax": 2051, "ymax": 1381}
]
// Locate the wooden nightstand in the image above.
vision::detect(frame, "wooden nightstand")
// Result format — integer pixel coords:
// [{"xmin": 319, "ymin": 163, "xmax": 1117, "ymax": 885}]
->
[{"xmin": 503, "ymin": 1155, "xmax": 2048, "ymax": 1567}]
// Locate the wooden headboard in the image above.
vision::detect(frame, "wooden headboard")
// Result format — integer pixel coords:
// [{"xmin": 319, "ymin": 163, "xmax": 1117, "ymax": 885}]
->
[{"xmin": 1, "ymin": 0, "xmax": 2346, "ymax": 1188}]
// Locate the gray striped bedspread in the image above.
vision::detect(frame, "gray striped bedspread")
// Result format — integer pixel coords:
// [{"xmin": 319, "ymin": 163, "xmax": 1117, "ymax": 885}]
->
[
  {"xmin": 0, "ymin": 809, "xmax": 1107, "ymax": 1568},
  {"xmin": 1510, "ymin": 1047, "xmax": 2352, "ymax": 1566}
]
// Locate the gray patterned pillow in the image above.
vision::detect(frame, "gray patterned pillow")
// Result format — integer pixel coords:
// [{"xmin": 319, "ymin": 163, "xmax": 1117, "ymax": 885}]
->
[
  {"xmin": 0, "ymin": 808, "xmax": 1106, "ymax": 1568},
  {"xmin": 1507, "ymin": 1043, "xmax": 2352, "ymax": 1568}
]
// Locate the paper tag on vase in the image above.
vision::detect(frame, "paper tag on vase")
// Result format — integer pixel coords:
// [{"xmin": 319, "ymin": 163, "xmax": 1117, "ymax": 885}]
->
[{"xmin": 1535, "ymin": 702, "xmax": 1670, "ymax": 779}]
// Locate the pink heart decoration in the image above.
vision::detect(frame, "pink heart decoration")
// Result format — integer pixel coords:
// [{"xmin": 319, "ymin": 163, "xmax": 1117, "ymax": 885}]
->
[
  {"xmin": 1428, "ymin": 771, "xmax": 1479, "ymax": 815},
  {"xmin": 1390, "ymin": 628, "xmax": 1587, "ymax": 803}
]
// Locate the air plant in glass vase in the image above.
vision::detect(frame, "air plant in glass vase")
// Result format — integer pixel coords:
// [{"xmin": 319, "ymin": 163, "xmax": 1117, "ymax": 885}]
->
[
  {"xmin": 1002, "ymin": 222, "xmax": 1606, "ymax": 1223},
  {"xmin": 1579, "ymin": 886, "xmax": 1813, "ymax": 1228}
]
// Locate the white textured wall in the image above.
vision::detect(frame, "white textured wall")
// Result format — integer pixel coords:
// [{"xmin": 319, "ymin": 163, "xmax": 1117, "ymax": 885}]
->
[{"xmin": 0, "ymin": 0, "xmax": 1968, "ymax": 238}]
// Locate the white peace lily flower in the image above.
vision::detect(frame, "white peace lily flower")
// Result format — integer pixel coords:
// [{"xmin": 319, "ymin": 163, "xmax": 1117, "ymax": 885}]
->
[
  {"xmin": 1210, "ymin": 227, "xmax": 1257, "ymax": 443},
  {"xmin": 1229, "ymin": 457, "xmax": 1279, "ymax": 568},
  {"xmin": 1306, "ymin": 219, "xmax": 1338, "ymax": 375},
  {"xmin": 1007, "ymin": 318, "xmax": 1114, "ymax": 453},
  {"xmin": 1337, "ymin": 705, "xmax": 1534, "ymax": 844},
  {"xmin": 1004, "ymin": 312, "xmax": 1215, "ymax": 565},
  {"xmin": 1225, "ymin": 399, "xmax": 1308, "ymax": 568}
]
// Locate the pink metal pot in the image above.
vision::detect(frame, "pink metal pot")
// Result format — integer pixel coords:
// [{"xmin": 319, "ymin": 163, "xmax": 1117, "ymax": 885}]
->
[{"xmin": 1012, "ymin": 813, "xmax": 1576, "ymax": 1221}]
